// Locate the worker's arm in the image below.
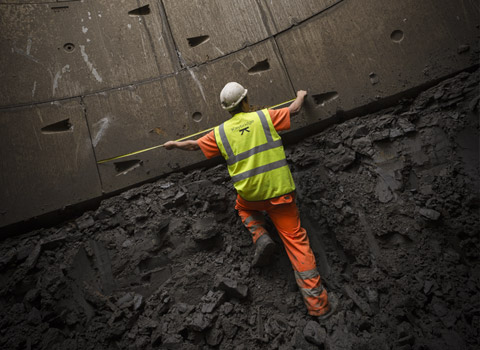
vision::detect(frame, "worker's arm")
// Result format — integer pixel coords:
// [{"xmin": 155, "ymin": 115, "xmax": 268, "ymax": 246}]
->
[
  {"xmin": 288, "ymin": 90, "xmax": 308, "ymax": 115},
  {"xmin": 163, "ymin": 140, "xmax": 200, "ymax": 151}
]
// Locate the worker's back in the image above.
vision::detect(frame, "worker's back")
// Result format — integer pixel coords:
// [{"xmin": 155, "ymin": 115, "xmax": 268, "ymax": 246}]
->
[{"xmin": 214, "ymin": 109, "xmax": 295, "ymax": 201}]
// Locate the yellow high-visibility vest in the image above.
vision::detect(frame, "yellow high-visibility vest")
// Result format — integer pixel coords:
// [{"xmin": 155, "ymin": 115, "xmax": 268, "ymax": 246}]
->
[{"xmin": 214, "ymin": 109, "xmax": 295, "ymax": 201}]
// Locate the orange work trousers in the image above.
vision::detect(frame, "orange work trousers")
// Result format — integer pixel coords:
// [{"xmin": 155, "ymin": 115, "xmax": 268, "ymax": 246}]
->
[{"xmin": 235, "ymin": 192, "xmax": 329, "ymax": 316}]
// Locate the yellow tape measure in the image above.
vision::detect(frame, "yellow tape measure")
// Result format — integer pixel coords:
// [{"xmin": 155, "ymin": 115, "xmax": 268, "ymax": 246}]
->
[{"xmin": 97, "ymin": 98, "xmax": 295, "ymax": 164}]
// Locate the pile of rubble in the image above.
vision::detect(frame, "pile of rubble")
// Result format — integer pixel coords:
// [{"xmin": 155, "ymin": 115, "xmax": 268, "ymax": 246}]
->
[{"xmin": 0, "ymin": 69, "xmax": 478, "ymax": 349}]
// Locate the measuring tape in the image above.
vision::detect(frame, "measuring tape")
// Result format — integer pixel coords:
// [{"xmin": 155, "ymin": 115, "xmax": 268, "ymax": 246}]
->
[{"xmin": 97, "ymin": 98, "xmax": 296, "ymax": 164}]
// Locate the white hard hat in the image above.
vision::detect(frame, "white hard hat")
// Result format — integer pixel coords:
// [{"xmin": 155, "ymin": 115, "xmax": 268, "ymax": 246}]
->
[{"xmin": 220, "ymin": 82, "xmax": 248, "ymax": 111}]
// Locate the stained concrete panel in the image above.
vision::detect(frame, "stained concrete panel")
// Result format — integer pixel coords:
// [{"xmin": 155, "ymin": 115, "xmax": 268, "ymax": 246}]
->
[
  {"xmin": 276, "ymin": 0, "xmax": 479, "ymax": 121},
  {"xmin": 0, "ymin": 0, "xmax": 176, "ymax": 107},
  {"xmin": 85, "ymin": 76, "xmax": 206, "ymax": 193},
  {"xmin": 194, "ymin": 39, "xmax": 294, "ymax": 111},
  {"xmin": 0, "ymin": 99, "xmax": 102, "ymax": 228},
  {"xmin": 258, "ymin": 0, "xmax": 340, "ymax": 33},
  {"xmin": 85, "ymin": 39, "xmax": 294, "ymax": 193},
  {"xmin": 162, "ymin": 0, "xmax": 270, "ymax": 66}
]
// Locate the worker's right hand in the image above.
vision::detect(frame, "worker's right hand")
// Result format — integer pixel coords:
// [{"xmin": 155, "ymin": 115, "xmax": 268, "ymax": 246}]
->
[{"xmin": 297, "ymin": 90, "xmax": 307, "ymax": 99}]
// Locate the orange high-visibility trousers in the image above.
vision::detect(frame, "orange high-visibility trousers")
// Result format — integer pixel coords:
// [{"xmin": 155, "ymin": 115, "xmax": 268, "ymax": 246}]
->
[{"xmin": 235, "ymin": 192, "xmax": 329, "ymax": 316}]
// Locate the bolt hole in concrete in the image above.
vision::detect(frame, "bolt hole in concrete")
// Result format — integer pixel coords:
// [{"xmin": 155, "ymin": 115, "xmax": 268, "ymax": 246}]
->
[
  {"xmin": 187, "ymin": 35, "xmax": 210, "ymax": 47},
  {"xmin": 114, "ymin": 159, "xmax": 142, "ymax": 176},
  {"xmin": 312, "ymin": 92, "xmax": 339, "ymax": 107},
  {"xmin": 63, "ymin": 43, "xmax": 75, "ymax": 53},
  {"xmin": 248, "ymin": 59, "xmax": 270, "ymax": 74},
  {"xmin": 41, "ymin": 119, "xmax": 73, "ymax": 134},
  {"xmin": 391, "ymin": 29, "xmax": 404, "ymax": 43},
  {"xmin": 51, "ymin": 6, "xmax": 68, "ymax": 13},
  {"xmin": 128, "ymin": 4, "xmax": 150, "ymax": 16},
  {"xmin": 192, "ymin": 112, "xmax": 203, "ymax": 122}
]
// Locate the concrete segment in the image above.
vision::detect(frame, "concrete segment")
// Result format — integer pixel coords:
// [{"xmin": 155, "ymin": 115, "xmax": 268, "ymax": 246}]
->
[
  {"xmin": 0, "ymin": 99, "xmax": 102, "ymax": 228},
  {"xmin": 0, "ymin": 0, "xmax": 175, "ymax": 107},
  {"xmin": 85, "ymin": 74, "xmax": 208, "ymax": 193},
  {"xmin": 276, "ymin": 0, "xmax": 479, "ymax": 122},
  {"xmin": 162, "ymin": 0, "xmax": 270, "ymax": 66},
  {"xmin": 191, "ymin": 39, "xmax": 294, "ymax": 113},
  {"xmin": 258, "ymin": 0, "xmax": 340, "ymax": 34},
  {"xmin": 85, "ymin": 39, "xmax": 293, "ymax": 193}
]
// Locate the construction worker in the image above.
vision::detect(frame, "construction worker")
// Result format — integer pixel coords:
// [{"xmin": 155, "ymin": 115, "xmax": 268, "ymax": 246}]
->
[{"xmin": 164, "ymin": 82, "xmax": 337, "ymax": 320}]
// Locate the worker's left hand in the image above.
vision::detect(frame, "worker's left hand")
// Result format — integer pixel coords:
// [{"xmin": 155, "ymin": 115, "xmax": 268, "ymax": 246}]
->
[{"xmin": 163, "ymin": 141, "xmax": 176, "ymax": 150}]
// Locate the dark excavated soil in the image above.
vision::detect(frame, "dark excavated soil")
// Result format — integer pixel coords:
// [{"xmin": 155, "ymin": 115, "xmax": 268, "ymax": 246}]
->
[{"xmin": 0, "ymin": 70, "xmax": 479, "ymax": 350}]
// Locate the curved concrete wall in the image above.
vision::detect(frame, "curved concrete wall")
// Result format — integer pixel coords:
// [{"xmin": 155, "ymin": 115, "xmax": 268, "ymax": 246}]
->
[{"xmin": 1, "ymin": 0, "xmax": 478, "ymax": 229}]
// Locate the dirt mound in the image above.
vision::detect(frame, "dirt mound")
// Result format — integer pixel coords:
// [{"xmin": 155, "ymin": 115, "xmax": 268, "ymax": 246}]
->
[{"xmin": 0, "ymin": 70, "xmax": 478, "ymax": 349}]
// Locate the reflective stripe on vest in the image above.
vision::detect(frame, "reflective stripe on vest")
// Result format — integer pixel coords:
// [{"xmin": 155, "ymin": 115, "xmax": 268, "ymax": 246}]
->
[
  {"xmin": 214, "ymin": 109, "xmax": 295, "ymax": 200},
  {"xmin": 231, "ymin": 158, "xmax": 288, "ymax": 183}
]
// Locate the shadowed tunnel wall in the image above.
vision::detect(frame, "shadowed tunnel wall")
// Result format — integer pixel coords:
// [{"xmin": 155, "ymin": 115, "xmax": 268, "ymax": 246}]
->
[{"xmin": 0, "ymin": 0, "xmax": 478, "ymax": 230}]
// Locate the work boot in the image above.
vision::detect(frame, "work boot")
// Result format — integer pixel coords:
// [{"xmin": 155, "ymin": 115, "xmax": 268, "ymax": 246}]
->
[
  {"xmin": 251, "ymin": 234, "xmax": 276, "ymax": 267},
  {"xmin": 317, "ymin": 292, "xmax": 339, "ymax": 322}
]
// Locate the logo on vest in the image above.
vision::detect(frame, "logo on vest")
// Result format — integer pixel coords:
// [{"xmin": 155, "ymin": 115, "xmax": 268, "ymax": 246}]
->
[
  {"xmin": 239, "ymin": 127, "xmax": 250, "ymax": 135},
  {"xmin": 231, "ymin": 120, "xmax": 254, "ymax": 133}
]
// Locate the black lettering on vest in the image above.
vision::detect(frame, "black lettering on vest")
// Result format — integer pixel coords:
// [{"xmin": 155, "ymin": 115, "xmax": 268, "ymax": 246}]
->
[
  {"xmin": 239, "ymin": 127, "xmax": 250, "ymax": 135},
  {"xmin": 231, "ymin": 120, "xmax": 254, "ymax": 132}
]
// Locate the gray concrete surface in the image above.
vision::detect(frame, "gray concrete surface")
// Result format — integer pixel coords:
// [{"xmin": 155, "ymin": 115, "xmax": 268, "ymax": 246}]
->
[
  {"xmin": 257, "ymin": 0, "xmax": 340, "ymax": 33},
  {"xmin": 0, "ymin": 99, "xmax": 102, "ymax": 227},
  {"xmin": 0, "ymin": 0, "xmax": 478, "ymax": 230},
  {"xmin": 0, "ymin": 0, "xmax": 175, "ymax": 107},
  {"xmin": 276, "ymin": 0, "xmax": 479, "ymax": 120},
  {"xmin": 162, "ymin": 0, "xmax": 270, "ymax": 66}
]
